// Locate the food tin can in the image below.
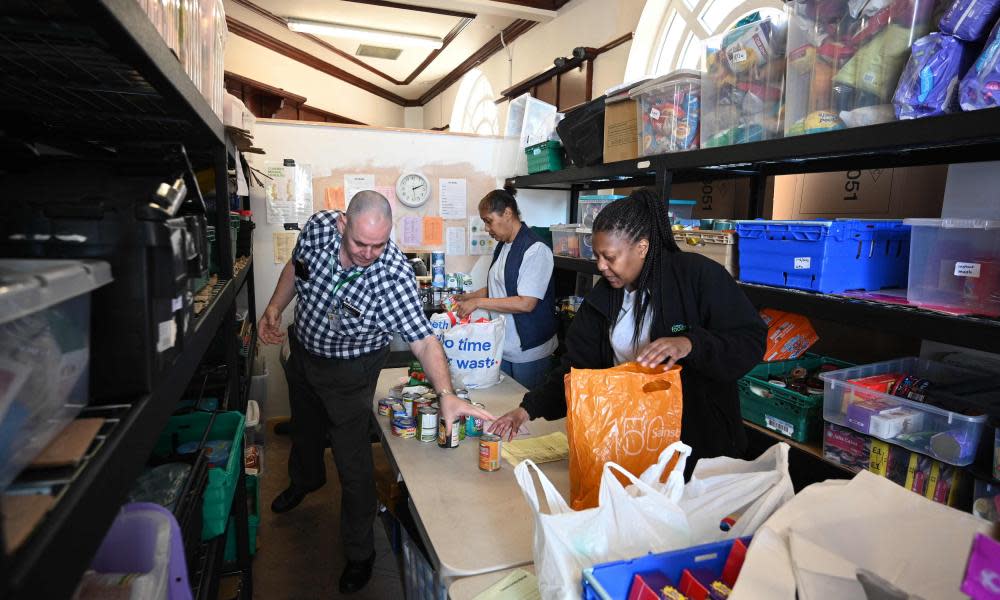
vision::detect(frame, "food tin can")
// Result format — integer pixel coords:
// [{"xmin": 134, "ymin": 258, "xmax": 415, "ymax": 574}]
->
[
  {"xmin": 377, "ymin": 398, "xmax": 398, "ymax": 416},
  {"xmin": 431, "ymin": 251, "xmax": 446, "ymax": 288},
  {"xmin": 438, "ymin": 418, "xmax": 461, "ymax": 448},
  {"xmin": 418, "ymin": 407, "xmax": 439, "ymax": 443},
  {"xmin": 413, "ymin": 399, "xmax": 433, "ymax": 415},
  {"xmin": 465, "ymin": 402, "xmax": 486, "ymax": 437},
  {"xmin": 462, "ymin": 275, "xmax": 474, "ymax": 293},
  {"xmin": 401, "ymin": 396, "xmax": 415, "ymax": 418},
  {"xmin": 479, "ymin": 434, "xmax": 501, "ymax": 472},
  {"xmin": 391, "ymin": 416, "xmax": 416, "ymax": 438}
]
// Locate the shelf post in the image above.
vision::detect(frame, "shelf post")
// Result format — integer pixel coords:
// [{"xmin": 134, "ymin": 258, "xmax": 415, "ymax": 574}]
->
[
  {"xmin": 748, "ymin": 171, "xmax": 769, "ymax": 219},
  {"xmin": 655, "ymin": 161, "xmax": 673, "ymax": 202}
]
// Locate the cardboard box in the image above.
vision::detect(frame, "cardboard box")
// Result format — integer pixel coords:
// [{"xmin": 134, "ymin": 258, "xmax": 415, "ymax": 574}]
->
[
  {"xmin": 603, "ymin": 98, "xmax": 638, "ymax": 163},
  {"xmin": 614, "ymin": 178, "xmax": 752, "ymax": 220},
  {"xmin": 769, "ymin": 166, "xmax": 947, "ymax": 219},
  {"xmin": 760, "ymin": 308, "xmax": 818, "ymax": 361}
]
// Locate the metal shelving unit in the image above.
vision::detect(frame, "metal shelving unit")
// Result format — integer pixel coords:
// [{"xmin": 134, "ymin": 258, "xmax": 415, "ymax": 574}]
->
[{"xmin": 0, "ymin": 0, "xmax": 255, "ymax": 597}]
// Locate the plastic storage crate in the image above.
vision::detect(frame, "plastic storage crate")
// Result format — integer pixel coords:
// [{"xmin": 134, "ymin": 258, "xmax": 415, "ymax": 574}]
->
[
  {"xmin": 401, "ymin": 522, "xmax": 447, "ymax": 600},
  {"xmin": 668, "ymin": 199, "xmax": 696, "ymax": 223},
  {"xmin": 702, "ymin": 15, "xmax": 787, "ymax": 147},
  {"xmin": 630, "ymin": 70, "xmax": 701, "ymax": 155},
  {"xmin": 739, "ymin": 354, "xmax": 853, "ymax": 443},
  {"xmin": 0, "ymin": 259, "xmax": 112, "ymax": 491},
  {"xmin": 525, "ymin": 140, "xmax": 564, "ymax": 174},
  {"xmin": 551, "ymin": 224, "xmax": 581, "ymax": 257},
  {"xmin": 784, "ymin": 0, "xmax": 937, "ymax": 135},
  {"xmin": 578, "ymin": 227, "xmax": 594, "ymax": 260},
  {"xmin": 579, "ymin": 195, "xmax": 625, "ymax": 228},
  {"xmin": 675, "ymin": 230, "xmax": 738, "ymax": 277},
  {"xmin": 224, "ymin": 474, "xmax": 260, "ymax": 562},
  {"xmin": 153, "ymin": 411, "xmax": 246, "ymax": 539},
  {"xmin": 819, "ymin": 358, "xmax": 992, "ymax": 466},
  {"xmin": 903, "ymin": 218, "xmax": 1000, "ymax": 316},
  {"xmin": 736, "ymin": 219, "xmax": 910, "ymax": 293},
  {"xmin": 557, "ymin": 96, "xmax": 606, "ymax": 167},
  {"xmin": 582, "ymin": 537, "xmax": 752, "ymax": 600}
]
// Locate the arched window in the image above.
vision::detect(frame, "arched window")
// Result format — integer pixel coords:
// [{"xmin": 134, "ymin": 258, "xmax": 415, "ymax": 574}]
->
[
  {"xmin": 450, "ymin": 69, "xmax": 500, "ymax": 136},
  {"xmin": 626, "ymin": 0, "xmax": 784, "ymax": 79}
]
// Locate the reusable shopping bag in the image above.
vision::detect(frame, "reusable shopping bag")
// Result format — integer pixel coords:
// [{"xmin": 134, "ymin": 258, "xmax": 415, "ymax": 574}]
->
[
  {"xmin": 514, "ymin": 442, "xmax": 693, "ymax": 600},
  {"xmin": 437, "ymin": 317, "xmax": 505, "ymax": 389},
  {"xmin": 565, "ymin": 362, "xmax": 683, "ymax": 510}
]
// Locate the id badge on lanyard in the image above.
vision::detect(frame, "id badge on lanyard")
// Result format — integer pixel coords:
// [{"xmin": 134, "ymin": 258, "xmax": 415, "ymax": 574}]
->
[{"xmin": 327, "ymin": 268, "xmax": 363, "ymax": 331}]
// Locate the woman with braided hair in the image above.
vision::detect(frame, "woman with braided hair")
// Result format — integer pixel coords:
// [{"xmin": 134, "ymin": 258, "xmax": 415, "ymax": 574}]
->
[{"xmin": 488, "ymin": 188, "xmax": 766, "ymax": 469}]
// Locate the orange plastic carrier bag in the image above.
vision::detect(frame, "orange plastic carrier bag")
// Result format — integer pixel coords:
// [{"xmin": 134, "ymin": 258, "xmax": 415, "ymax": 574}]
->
[{"xmin": 565, "ymin": 362, "xmax": 683, "ymax": 510}]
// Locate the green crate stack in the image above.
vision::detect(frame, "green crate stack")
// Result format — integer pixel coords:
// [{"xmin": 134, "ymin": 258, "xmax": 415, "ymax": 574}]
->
[
  {"xmin": 525, "ymin": 140, "xmax": 564, "ymax": 174},
  {"xmin": 738, "ymin": 354, "xmax": 853, "ymax": 443}
]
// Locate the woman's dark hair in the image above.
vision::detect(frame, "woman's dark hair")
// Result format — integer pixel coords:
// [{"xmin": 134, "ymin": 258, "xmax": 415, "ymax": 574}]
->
[
  {"xmin": 592, "ymin": 188, "xmax": 681, "ymax": 346},
  {"xmin": 478, "ymin": 184, "xmax": 521, "ymax": 219}
]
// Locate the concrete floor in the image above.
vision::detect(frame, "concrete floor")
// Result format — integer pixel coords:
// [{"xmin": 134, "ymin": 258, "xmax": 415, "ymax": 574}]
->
[{"xmin": 253, "ymin": 422, "xmax": 404, "ymax": 599}]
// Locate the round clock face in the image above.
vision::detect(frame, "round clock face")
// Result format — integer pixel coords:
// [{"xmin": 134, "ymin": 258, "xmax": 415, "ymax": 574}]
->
[{"xmin": 396, "ymin": 172, "xmax": 431, "ymax": 208}]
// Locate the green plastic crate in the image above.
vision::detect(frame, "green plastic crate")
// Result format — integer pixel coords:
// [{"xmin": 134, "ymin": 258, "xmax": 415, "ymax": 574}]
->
[
  {"xmin": 526, "ymin": 141, "xmax": 564, "ymax": 174},
  {"xmin": 224, "ymin": 474, "xmax": 260, "ymax": 562},
  {"xmin": 153, "ymin": 411, "xmax": 246, "ymax": 540},
  {"xmin": 229, "ymin": 213, "xmax": 241, "ymax": 262},
  {"xmin": 739, "ymin": 354, "xmax": 853, "ymax": 443}
]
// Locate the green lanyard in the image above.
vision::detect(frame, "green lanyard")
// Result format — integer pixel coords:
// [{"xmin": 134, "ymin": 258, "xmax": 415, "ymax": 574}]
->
[{"xmin": 332, "ymin": 269, "xmax": 363, "ymax": 295}]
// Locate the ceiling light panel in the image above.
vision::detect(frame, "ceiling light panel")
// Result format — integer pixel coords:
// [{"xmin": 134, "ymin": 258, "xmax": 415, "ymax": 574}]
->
[{"xmin": 286, "ymin": 18, "xmax": 444, "ymax": 49}]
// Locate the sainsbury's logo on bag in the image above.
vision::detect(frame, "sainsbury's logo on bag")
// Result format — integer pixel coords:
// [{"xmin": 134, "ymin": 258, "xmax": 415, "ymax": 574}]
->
[{"xmin": 439, "ymin": 318, "xmax": 506, "ymax": 389}]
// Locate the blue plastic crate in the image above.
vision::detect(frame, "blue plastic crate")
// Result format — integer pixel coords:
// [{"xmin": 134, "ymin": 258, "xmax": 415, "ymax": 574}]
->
[
  {"xmin": 582, "ymin": 537, "xmax": 752, "ymax": 600},
  {"xmin": 736, "ymin": 220, "xmax": 910, "ymax": 293}
]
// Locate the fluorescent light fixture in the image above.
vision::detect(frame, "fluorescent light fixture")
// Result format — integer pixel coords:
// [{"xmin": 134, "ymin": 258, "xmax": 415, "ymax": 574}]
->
[{"xmin": 286, "ymin": 18, "xmax": 443, "ymax": 49}]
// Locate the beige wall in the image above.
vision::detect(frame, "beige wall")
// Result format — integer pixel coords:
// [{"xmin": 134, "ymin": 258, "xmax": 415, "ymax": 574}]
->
[{"xmin": 224, "ymin": 35, "xmax": 406, "ymax": 127}]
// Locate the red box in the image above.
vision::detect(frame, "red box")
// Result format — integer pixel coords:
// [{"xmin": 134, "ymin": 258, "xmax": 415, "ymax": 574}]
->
[{"xmin": 760, "ymin": 309, "xmax": 818, "ymax": 362}]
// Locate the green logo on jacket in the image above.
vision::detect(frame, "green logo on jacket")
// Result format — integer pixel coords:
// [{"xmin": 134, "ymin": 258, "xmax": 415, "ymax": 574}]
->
[{"xmin": 671, "ymin": 324, "xmax": 688, "ymax": 333}]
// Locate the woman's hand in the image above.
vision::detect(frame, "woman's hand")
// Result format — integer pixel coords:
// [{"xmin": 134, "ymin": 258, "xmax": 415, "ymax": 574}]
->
[
  {"xmin": 487, "ymin": 407, "xmax": 530, "ymax": 441},
  {"xmin": 258, "ymin": 305, "xmax": 286, "ymax": 345},
  {"xmin": 636, "ymin": 336, "xmax": 693, "ymax": 369},
  {"xmin": 455, "ymin": 297, "xmax": 480, "ymax": 319}
]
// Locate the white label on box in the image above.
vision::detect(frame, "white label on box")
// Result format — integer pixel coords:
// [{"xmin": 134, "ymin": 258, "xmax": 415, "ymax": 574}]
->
[
  {"xmin": 765, "ymin": 415, "xmax": 795, "ymax": 437},
  {"xmin": 732, "ymin": 49, "xmax": 748, "ymax": 63},
  {"xmin": 157, "ymin": 320, "xmax": 177, "ymax": 353},
  {"xmin": 955, "ymin": 262, "xmax": 982, "ymax": 278},
  {"xmin": 172, "ymin": 295, "xmax": 183, "ymax": 312},
  {"xmin": 794, "ymin": 257, "xmax": 811, "ymax": 270},
  {"xmin": 649, "ymin": 107, "xmax": 661, "ymax": 120}
]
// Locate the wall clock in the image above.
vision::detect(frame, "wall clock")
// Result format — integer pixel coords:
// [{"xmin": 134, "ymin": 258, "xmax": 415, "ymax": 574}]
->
[{"xmin": 396, "ymin": 172, "xmax": 431, "ymax": 208}]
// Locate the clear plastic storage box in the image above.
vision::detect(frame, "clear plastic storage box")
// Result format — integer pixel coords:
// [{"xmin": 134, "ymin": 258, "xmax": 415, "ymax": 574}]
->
[
  {"xmin": 578, "ymin": 195, "xmax": 624, "ymax": 228},
  {"xmin": 0, "ymin": 259, "xmax": 112, "ymax": 490},
  {"xmin": 669, "ymin": 199, "xmax": 697, "ymax": 223},
  {"xmin": 819, "ymin": 358, "xmax": 992, "ymax": 466},
  {"xmin": 550, "ymin": 224, "xmax": 581, "ymax": 257},
  {"xmin": 630, "ymin": 70, "xmax": 702, "ymax": 155},
  {"xmin": 675, "ymin": 230, "xmax": 738, "ymax": 277},
  {"xmin": 784, "ymin": 0, "xmax": 937, "ymax": 135},
  {"xmin": 702, "ymin": 15, "xmax": 787, "ymax": 147},
  {"xmin": 578, "ymin": 227, "xmax": 594, "ymax": 260},
  {"xmin": 903, "ymin": 218, "xmax": 1000, "ymax": 316}
]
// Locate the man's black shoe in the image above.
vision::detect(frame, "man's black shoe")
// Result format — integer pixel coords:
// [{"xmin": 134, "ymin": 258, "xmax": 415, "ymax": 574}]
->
[
  {"xmin": 339, "ymin": 551, "xmax": 376, "ymax": 594},
  {"xmin": 270, "ymin": 486, "xmax": 308, "ymax": 513}
]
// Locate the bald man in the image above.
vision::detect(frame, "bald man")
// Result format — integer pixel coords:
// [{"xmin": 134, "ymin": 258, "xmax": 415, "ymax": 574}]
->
[{"xmin": 258, "ymin": 191, "xmax": 492, "ymax": 593}]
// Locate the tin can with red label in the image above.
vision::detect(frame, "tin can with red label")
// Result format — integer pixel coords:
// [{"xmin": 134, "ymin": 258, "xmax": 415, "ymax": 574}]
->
[{"xmin": 479, "ymin": 434, "xmax": 501, "ymax": 471}]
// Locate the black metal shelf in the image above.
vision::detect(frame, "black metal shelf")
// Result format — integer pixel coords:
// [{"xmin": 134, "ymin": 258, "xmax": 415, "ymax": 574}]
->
[
  {"xmin": 509, "ymin": 108, "xmax": 1000, "ymax": 189},
  {"xmin": 554, "ymin": 255, "xmax": 600, "ymax": 275},
  {"xmin": 0, "ymin": 0, "xmax": 224, "ymax": 150},
  {"xmin": 2, "ymin": 271, "xmax": 244, "ymax": 600}
]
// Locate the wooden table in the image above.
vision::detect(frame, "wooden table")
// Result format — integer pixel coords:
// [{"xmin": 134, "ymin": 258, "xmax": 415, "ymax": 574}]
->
[
  {"xmin": 448, "ymin": 565, "xmax": 537, "ymax": 600},
  {"xmin": 372, "ymin": 368, "xmax": 569, "ymax": 578}
]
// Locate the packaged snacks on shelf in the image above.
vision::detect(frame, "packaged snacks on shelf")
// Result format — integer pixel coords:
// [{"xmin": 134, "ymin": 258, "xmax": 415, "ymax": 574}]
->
[
  {"xmin": 702, "ymin": 14, "xmax": 787, "ymax": 147},
  {"xmin": 893, "ymin": 32, "xmax": 975, "ymax": 119},
  {"xmin": 939, "ymin": 0, "xmax": 1000, "ymax": 41},
  {"xmin": 630, "ymin": 71, "xmax": 702, "ymax": 155},
  {"xmin": 959, "ymin": 18, "xmax": 1000, "ymax": 110}
]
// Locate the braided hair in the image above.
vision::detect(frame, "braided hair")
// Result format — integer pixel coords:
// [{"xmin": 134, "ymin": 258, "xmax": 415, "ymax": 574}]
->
[{"xmin": 592, "ymin": 188, "xmax": 681, "ymax": 346}]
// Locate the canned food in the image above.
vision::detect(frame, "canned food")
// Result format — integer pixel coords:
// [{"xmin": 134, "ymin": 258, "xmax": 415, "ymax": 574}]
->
[
  {"xmin": 401, "ymin": 397, "xmax": 415, "ymax": 417},
  {"xmin": 377, "ymin": 398, "xmax": 399, "ymax": 416},
  {"xmin": 391, "ymin": 416, "xmax": 417, "ymax": 438},
  {"xmin": 418, "ymin": 407, "xmax": 439, "ymax": 443},
  {"xmin": 479, "ymin": 434, "xmax": 501, "ymax": 471},
  {"xmin": 466, "ymin": 402, "xmax": 486, "ymax": 437},
  {"xmin": 413, "ymin": 399, "xmax": 433, "ymax": 415},
  {"xmin": 438, "ymin": 418, "xmax": 461, "ymax": 448}
]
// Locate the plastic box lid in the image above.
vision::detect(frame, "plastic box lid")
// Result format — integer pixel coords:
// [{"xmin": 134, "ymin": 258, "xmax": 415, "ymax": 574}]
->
[
  {"xmin": 669, "ymin": 199, "xmax": 697, "ymax": 206},
  {"xmin": 550, "ymin": 224, "xmax": 581, "ymax": 231},
  {"xmin": 629, "ymin": 69, "xmax": 702, "ymax": 97},
  {"xmin": 903, "ymin": 218, "xmax": 1000, "ymax": 229},
  {"xmin": 0, "ymin": 259, "xmax": 112, "ymax": 325},
  {"xmin": 577, "ymin": 227, "xmax": 593, "ymax": 234},
  {"xmin": 579, "ymin": 195, "xmax": 625, "ymax": 201}
]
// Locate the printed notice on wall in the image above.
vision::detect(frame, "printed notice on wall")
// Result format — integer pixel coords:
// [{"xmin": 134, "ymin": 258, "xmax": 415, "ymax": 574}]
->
[
  {"xmin": 399, "ymin": 216, "xmax": 422, "ymax": 248},
  {"xmin": 439, "ymin": 178, "xmax": 467, "ymax": 219},
  {"xmin": 265, "ymin": 163, "xmax": 313, "ymax": 225},
  {"xmin": 423, "ymin": 216, "xmax": 444, "ymax": 246},
  {"xmin": 324, "ymin": 187, "xmax": 345, "ymax": 211},
  {"xmin": 469, "ymin": 216, "xmax": 495, "ymax": 255},
  {"xmin": 344, "ymin": 174, "xmax": 375, "ymax": 208},
  {"xmin": 446, "ymin": 226, "xmax": 466, "ymax": 255},
  {"xmin": 375, "ymin": 186, "xmax": 397, "ymax": 204},
  {"xmin": 273, "ymin": 231, "xmax": 299, "ymax": 264}
]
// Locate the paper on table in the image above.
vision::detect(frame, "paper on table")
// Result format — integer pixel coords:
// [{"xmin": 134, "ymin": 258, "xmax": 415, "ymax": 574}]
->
[
  {"xmin": 446, "ymin": 227, "xmax": 466, "ymax": 255},
  {"xmin": 400, "ymin": 216, "xmax": 422, "ymax": 248},
  {"xmin": 439, "ymin": 178, "xmax": 467, "ymax": 219},
  {"xmin": 501, "ymin": 432, "xmax": 569, "ymax": 467},
  {"xmin": 472, "ymin": 569, "xmax": 541, "ymax": 600},
  {"xmin": 273, "ymin": 231, "xmax": 299, "ymax": 264},
  {"xmin": 424, "ymin": 216, "xmax": 444, "ymax": 246}
]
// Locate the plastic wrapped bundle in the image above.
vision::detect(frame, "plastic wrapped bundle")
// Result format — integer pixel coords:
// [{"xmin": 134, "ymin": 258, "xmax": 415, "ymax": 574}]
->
[
  {"xmin": 959, "ymin": 18, "xmax": 1000, "ymax": 109},
  {"xmin": 893, "ymin": 32, "xmax": 975, "ymax": 118},
  {"xmin": 940, "ymin": 0, "xmax": 1000, "ymax": 41}
]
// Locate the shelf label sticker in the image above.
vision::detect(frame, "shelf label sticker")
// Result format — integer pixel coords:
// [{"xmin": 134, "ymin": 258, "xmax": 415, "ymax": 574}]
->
[
  {"xmin": 765, "ymin": 415, "xmax": 795, "ymax": 438},
  {"xmin": 794, "ymin": 257, "xmax": 811, "ymax": 270},
  {"xmin": 649, "ymin": 107, "xmax": 661, "ymax": 120},
  {"xmin": 955, "ymin": 262, "xmax": 982, "ymax": 278},
  {"xmin": 731, "ymin": 49, "xmax": 748, "ymax": 63},
  {"xmin": 157, "ymin": 319, "xmax": 177, "ymax": 353}
]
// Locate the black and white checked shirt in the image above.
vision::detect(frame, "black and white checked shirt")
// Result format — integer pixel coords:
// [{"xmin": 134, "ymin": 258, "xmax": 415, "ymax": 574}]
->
[{"xmin": 292, "ymin": 211, "xmax": 432, "ymax": 359}]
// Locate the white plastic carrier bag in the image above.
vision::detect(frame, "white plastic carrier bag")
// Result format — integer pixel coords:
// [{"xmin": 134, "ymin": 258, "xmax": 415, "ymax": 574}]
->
[{"xmin": 437, "ymin": 317, "xmax": 505, "ymax": 389}]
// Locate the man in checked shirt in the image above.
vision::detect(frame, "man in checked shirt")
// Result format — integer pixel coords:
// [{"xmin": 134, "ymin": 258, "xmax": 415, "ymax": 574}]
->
[{"xmin": 258, "ymin": 191, "xmax": 493, "ymax": 594}]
